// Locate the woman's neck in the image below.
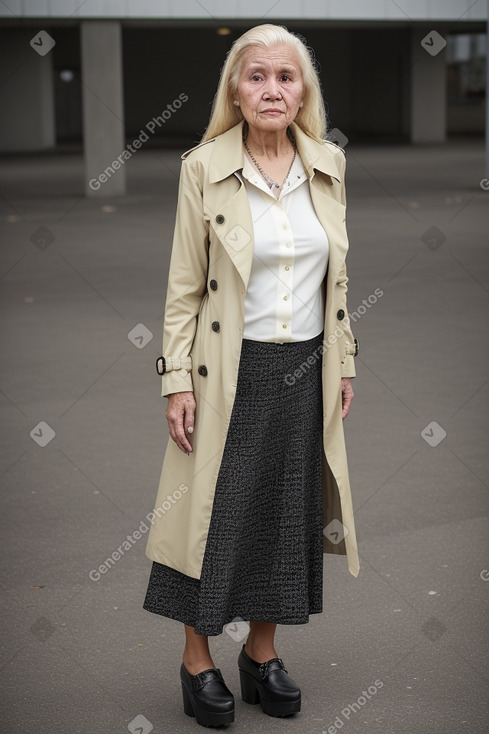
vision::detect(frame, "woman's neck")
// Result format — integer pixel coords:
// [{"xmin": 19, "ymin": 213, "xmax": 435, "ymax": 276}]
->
[{"xmin": 244, "ymin": 123, "xmax": 293, "ymax": 160}]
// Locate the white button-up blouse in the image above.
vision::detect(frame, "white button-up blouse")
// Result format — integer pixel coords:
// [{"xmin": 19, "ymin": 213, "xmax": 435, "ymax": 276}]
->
[{"xmin": 238, "ymin": 148, "xmax": 330, "ymax": 343}]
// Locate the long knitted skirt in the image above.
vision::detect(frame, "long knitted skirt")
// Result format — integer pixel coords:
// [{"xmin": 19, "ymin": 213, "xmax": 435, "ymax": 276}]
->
[{"xmin": 143, "ymin": 332, "xmax": 324, "ymax": 636}]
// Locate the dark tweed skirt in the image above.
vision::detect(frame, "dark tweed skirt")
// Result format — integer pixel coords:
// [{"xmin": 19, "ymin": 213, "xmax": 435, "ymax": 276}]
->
[{"xmin": 143, "ymin": 332, "xmax": 324, "ymax": 636}]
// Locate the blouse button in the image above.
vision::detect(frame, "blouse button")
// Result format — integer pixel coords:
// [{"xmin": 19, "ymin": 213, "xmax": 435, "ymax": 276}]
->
[
  {"xmin": 282, "ymin": 323, "xmax": 288, "ymax": 329},
  {"xmin": 285, "ymin": 265, "xmax": 290, "ymax": 271},
  {"xmin": 283, "ymin": 294, "xmax": 288, "ymax": 300}
]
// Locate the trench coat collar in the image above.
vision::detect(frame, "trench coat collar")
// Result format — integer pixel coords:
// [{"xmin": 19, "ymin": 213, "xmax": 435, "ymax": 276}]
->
[{"xmin": 188, "ymin": 120, "xmax": 343, "ymax": 185}]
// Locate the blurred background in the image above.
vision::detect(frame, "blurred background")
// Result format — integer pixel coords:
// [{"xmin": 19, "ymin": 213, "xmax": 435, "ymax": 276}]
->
[
  {"xmin": 1, "ymin": 2, "xmax": 488, "ymax": 734},
  {"xmin": 0, "ymin": 2, "xmax": 487, "ymax": 165}
]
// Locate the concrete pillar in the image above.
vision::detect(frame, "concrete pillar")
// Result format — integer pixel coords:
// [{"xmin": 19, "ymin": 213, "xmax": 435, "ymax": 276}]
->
[
  {"xmin": 486, "ymin": 0, "xmax": 489, "ymax": 182},
  {"xmin": 0, "ymin": 29, "xmax": 55, "ymax": 152},
  {"xmin": 81, "ymin": 21, "xmax": 125, "ymax": 197},
  {"xmin": 410, "ymin": 28, "xmax": 447, "ymax": 143}
]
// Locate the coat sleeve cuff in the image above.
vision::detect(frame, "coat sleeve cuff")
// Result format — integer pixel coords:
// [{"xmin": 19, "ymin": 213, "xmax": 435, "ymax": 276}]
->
[
  {"xmin": 161, "ymin": 369, "xmax": 193, "ymax": 397},
  {"xmin": 341, "ymin": 355, "xmax": 356, "ymax": 378},
  {"xmin": 341, "ymin": 338, "xmax": 358, "ymax": 377}
]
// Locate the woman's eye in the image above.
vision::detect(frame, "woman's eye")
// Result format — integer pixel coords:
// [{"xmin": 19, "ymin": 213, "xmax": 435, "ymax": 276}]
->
[
  {"xmin": 251, "ymin": 75, "xmax": 262, "ymax": 82},
  {"xmin": 280, "ymin": 75, "xmax": 291, "ymax": 82}
]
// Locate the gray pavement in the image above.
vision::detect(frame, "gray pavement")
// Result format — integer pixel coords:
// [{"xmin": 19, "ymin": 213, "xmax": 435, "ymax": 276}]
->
[{"xmin": 1, "ymin": 138, "xmax": 488, "ymax": 734}]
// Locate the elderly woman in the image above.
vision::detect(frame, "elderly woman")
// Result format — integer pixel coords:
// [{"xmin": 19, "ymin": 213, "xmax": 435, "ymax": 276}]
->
[{"xmin": 143, "ymin": 23, "xmax": 359, "ymax": 727}]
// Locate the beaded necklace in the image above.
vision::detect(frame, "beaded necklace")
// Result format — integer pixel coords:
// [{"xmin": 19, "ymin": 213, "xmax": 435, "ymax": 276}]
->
[{"xmin": 242, "ymin": 125, "xmax": 297, "ymax": 190}]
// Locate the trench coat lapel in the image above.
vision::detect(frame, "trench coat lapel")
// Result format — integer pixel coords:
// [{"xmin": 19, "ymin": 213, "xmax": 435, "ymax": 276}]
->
[
  {"xmin": 205, "ymin": 120, "xmax": 347, "ymax": 288},
  {"xmin": 209, "ymin": 182, "xmax": 256, "ymax": 289},
  {"xmin": 291, "ymin": 123, "xmax": 348, "ymax": 285},
  {"xmin": 205, "ymin": 122, "xmax": 254, "ymax": 288}
]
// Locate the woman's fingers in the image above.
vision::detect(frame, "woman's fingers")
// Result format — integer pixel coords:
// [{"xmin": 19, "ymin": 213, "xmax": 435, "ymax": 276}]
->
[
  {"xmin": 184, "ymin": 403, "xmax": 195, "ymax": 436},
  {"xmin": 166, "ymin": 392, "xmax": 196, "ymax": 453},
  {"xmin": 341, "ymin": 377, "xmax": 354, "ymax": 419}
]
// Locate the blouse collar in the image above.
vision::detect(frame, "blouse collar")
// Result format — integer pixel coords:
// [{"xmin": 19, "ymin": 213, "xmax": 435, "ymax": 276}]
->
[
  {"xmin": 240, "ymin": 146, "xmax": 307, "ymax": 200},
  {"xmin": 182, "ymin": 119, "xmax": 344, "ymax": 185}
]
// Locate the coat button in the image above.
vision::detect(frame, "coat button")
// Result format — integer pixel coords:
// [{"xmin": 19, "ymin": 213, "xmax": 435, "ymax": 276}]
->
[
  {"xmin": 210, "ymin": 279, "xmax": 218, "ymax": 291},
  {"xmin": 337, "ymin": 309, "xmax": 345, "ymax": 320},
  {"xmin": 198, "ymin": 365, "xmax": 208, "ymax": 376},
  {"xmin": 215, "ymin": 214, "xmax": 225, "ymax": 224},
  {"xmin": 211, "ymin": 321, "xmax": 220, "ymax": 332}
]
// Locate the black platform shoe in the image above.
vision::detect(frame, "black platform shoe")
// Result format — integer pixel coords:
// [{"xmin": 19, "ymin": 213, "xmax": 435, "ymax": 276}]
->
[
  {"xmin": 238, "ymin": 645, "xmax": 301, "ymax": 717},
  {"xmin": 180, "ymin": 663, "xmax": 235, "ymax": 727}
]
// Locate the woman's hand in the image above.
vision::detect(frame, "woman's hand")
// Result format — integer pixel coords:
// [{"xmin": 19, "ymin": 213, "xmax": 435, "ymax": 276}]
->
[
  {"xmin": 341, "ymin": 378, "xmax": 354, "ymax": 419},
  {"xmin": 166, "ymin": 391, "xmax": 196, "ymax": 454}
]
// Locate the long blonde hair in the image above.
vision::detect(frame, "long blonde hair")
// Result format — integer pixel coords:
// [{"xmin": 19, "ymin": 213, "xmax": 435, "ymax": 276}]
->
[{"xmin": 201, "ymin": 24, "xmax": 328, "ymax": 143}]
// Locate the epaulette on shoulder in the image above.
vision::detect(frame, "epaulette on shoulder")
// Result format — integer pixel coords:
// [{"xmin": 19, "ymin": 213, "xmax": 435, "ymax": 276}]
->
[
  {"xmin": 322, "ymin": 137, "xmax": 346, "ymax": 156},
  {"xmin": 181, "ymin": 137, "xmax": 216, "ymax": 160}
]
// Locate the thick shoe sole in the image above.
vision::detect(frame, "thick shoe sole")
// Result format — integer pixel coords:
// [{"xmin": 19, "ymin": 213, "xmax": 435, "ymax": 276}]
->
[
  {"xmin": 239, "ymin": 670, "xmax": 301, "ymax": 717},
  {"xmin": 181, "ymin": 682, "xmax": 235, "ymax": 727}
]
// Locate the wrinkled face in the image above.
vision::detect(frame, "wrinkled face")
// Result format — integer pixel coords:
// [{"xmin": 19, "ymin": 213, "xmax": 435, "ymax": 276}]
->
[{"xmin": 235, "ymin": 43, "xmax": 304, "ymax": 134}]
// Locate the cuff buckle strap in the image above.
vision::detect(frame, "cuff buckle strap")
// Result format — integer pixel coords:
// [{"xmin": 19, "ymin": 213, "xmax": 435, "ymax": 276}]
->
[
  {"xmin": 345, "ymin": 338, "xmax": 359, "ymax": 357},
  {"xmin": 156, "ymin": 356, "xmax": 192, "ymax": 375}
]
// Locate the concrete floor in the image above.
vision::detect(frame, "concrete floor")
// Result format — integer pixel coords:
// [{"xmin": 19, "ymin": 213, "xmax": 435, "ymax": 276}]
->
[{"xmin": 1, "ymin": 138, "xmax": 488, "ymax": 733}]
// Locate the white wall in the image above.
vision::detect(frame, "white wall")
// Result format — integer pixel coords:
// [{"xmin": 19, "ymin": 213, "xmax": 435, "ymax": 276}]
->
[{"xmin": 0, "ymin": 0, "xmax": 486, "ymax": 20}]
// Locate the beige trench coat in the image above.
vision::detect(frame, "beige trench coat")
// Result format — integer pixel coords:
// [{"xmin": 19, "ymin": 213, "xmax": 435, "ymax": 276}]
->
[{"xmin": 145, "ymin": 119, "xmax": 360, "ymax": 580}]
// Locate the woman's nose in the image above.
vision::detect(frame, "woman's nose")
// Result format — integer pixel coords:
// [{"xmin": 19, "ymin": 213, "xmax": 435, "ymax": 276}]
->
[{"xmin": 264, "ymin": 79, "xmax": 282, "ymax": 99}]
